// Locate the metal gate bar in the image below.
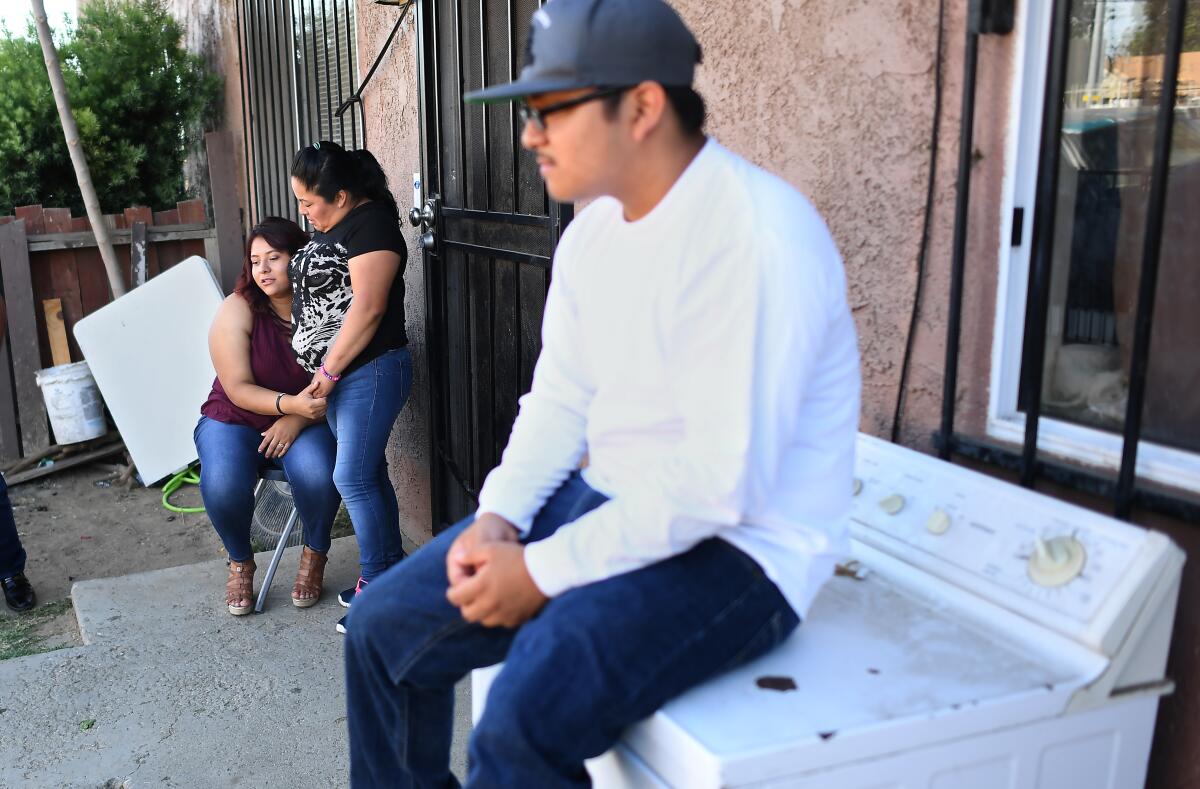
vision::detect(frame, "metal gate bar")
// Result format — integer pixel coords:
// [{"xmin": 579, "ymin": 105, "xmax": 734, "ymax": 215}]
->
[
  {"xmin": 239, "ymin": 0, "xmax": 363, "ymax": 225},
  {"xmin": 1017, "ymin": 0, "xmax": 1073, "ymax": 488},
  {"xmin": 1113, "ymin": 0, "xmax": 1190, "ymax": 519}
]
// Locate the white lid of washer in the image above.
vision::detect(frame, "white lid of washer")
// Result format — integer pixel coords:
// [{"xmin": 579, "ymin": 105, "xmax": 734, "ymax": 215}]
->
[{"xmin": 620, "ymin": 572, "xmax": 1093, "ymax": 788}]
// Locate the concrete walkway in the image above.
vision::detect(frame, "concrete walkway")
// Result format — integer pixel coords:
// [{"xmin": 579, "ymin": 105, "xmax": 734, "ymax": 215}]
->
[{"xmin": 0, "ymin": 537, "xmax": 471, "ymax": 788}]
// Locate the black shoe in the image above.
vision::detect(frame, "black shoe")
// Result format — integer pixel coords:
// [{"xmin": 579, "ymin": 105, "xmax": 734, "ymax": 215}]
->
[
  {"xmin": 338, "ymin": 577, "xmax": 367, "ymax": 608},
  {"xmin": 2, "ymin": 573, "xmax": 36, "ymax": 613},
  {"xmin": 336, "ymin": 615, "xmax": 348, "ymax": 635}
]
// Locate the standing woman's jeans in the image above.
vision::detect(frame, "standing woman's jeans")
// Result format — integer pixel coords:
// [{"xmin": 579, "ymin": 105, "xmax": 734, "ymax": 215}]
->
[
  {"xmin": 326, "ymin": 347, "xmax": 412, "ymax": 581},
  {"xmin": 194, "ymin": 416, "xmax": 341, "ymax": 562},
  {"xmin": 0, "ymin": 475, "xmax": 26, "ymax": 579}
]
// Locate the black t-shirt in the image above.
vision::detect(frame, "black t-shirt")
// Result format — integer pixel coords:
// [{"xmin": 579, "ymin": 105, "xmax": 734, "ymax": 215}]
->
[{"xmin": 289, "ymin": 200, "xmax": 408, "ymax": 374}]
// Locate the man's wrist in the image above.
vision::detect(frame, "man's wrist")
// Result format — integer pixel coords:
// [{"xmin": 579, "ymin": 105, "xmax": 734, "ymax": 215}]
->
[{"xmin": 475, "ymin": 511, "xmax": 520, "ymax": 540}]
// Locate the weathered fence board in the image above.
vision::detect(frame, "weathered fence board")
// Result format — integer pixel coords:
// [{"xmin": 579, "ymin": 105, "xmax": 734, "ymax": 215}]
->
[
  {"xmin": 207, "ymin": 131, "xmax": 245, "ymax": 294},
  {"xmin": 0, "ymin": 320, "xmax": 21, "ymax": 463},
  {"xmin": 0, "ymin": 221, "xmax": 51, "ymax": 455},
  {"xmin": 43, "ymin": 298, "xmax": 71, "ymax": 366}
]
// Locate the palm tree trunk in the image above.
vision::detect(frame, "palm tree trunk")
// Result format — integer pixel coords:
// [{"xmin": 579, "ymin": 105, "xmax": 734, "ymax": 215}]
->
[{"xmin": 30, "ymin": 0, "xmax": 127, "ymax": 299}]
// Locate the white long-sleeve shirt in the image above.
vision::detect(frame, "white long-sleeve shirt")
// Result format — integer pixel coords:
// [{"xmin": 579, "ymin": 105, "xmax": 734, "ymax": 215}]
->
[{"xmin": 476, "ymin": 140, "xmax": 861, "ymax": 618}]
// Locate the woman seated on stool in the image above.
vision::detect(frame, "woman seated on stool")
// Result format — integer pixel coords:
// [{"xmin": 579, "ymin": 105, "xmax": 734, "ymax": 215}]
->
[{"xmin": 194, "ymin": 217, "xmax": 340, "ymax": 616}]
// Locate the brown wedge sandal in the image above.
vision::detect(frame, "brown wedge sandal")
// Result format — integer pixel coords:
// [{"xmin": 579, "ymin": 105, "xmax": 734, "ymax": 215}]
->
[
  {"xmin": 226, "ymin": 558, "xmax": 256, "ymax": 616},
  {"xmin": 292, "ymin": 546, "xmax": 328, "ymax": 609}
]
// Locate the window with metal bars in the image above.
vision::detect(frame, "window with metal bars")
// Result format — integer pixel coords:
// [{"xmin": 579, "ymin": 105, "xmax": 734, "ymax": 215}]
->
[
  {"xmin": 237, "ymin": 0, "xmax": 364, "ymax": 226},
  {"xmin": 941, "ymin": 0, "xmax": 1200, "ymax": 522}
]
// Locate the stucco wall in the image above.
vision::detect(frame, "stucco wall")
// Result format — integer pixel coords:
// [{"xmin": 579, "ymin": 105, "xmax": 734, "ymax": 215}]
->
[
  {"xmin": 354, "ymin": 2, "xmax": 432, "ymax": 544},
  {"xmin": 897, "ymin": 9, "xmax": 1014, "ymax": 451}
]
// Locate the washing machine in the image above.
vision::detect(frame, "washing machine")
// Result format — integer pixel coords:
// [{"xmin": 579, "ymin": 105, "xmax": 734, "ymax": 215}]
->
[{"xmin": 473, "ymin": 434, "xmax": 1185, "ymax": 788}]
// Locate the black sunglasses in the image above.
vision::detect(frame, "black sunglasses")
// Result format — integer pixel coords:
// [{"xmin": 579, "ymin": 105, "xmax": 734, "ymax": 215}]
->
[{"xmin": 517, "ymin": 86, "xmax": 630, "ymax": 131}]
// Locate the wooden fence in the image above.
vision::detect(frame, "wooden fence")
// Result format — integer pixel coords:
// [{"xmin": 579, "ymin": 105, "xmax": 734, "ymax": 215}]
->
[
  {"xmin": 0, "ymin": 201, "xmax": 219, "ymax": 466},
  {"xmin": 0, "ymin": 132, "xmax": 244, "ymax": 477}
]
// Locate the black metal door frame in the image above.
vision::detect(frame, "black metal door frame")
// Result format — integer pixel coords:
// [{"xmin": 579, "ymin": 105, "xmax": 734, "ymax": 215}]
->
[{"xmin": 415, "ymin": 0, "xmax": 572, "ymax": 532}]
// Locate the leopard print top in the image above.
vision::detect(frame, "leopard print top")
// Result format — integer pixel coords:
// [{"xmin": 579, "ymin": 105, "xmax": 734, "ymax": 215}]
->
[
  {"xmin": 288, "ymin": 201, "xmax": 408, "ymax": 375},
  {"xmin": 290, "ymin": 238, "xmax": 353, "ymax": 373}
]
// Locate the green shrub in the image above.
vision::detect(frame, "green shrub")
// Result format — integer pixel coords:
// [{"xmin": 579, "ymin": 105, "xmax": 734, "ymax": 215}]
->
[{"xmin": 0, "ymin": 1, "xmax": 220, "ymax": 216}]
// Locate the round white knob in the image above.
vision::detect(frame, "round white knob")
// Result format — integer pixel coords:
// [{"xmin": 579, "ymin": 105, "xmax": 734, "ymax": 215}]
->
[
  {"xmin": 925, "ymin": 509, "xmax": 951, "ymax": 535},
  {"xmin": 879, "ymin": 494, "xmax": 905, "ymax": 515},
  {"xmin": 1028, "ymin": 536, "xmax": 1087, "ymax": 587}
]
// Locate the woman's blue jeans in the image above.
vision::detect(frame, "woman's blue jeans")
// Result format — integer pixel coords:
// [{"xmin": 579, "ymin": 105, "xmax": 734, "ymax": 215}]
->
[
  {"xmin": 326, "ymin": 347, "xmax": 412, "ymax": 581},
  {"xmin": 194, "ymin": 416, "xmax": 340, "ymax": 562},
  {"xmin": 0, "ymin": 474, "xmax": 25, "ymax": 579},
  {"xmin": 344, "ymin": 472, "xmax": 800, "ymax": 788}
]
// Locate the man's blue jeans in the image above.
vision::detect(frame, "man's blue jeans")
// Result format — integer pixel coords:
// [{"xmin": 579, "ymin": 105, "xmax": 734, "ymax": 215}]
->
[
  {"xmin": 326, "ymin": 347, "xmax": 412, "ymax": 581},
  {"xmin": 344, "ymin": 472, "xmax": 800, "ymax": 788},
  {"xmin": 194, "ymin": 416, "xmax": 340, "ymax": 562},
  {"xmin": 0, "ymin": 475, "xmax": 25, "ymax": 579}
]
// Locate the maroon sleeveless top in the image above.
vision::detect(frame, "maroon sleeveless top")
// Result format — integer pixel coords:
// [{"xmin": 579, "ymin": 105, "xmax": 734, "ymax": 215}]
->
[{"xmin": 200, "ymin": 310, "xmax": 312, "ymax": 432}]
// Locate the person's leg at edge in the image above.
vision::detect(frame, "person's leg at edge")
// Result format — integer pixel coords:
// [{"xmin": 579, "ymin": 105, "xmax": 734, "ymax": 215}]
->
[
  {"xmin": 0, "ymin": 471, "xmax": 36, "ymax": 613},
  {"xmin": 0, "ymin": 474, "xmax": 26, "ymax": 580},
  {"xmin": 466, "ymin": 538, "xmax": 800, "ymax": 788},
  {"xmin": 194, "ymin": 417, "xmax": 265, "ymax": 562},
  {"xmin": 344, "ymin": 472, "xmax": 602, "ymax": 789},
  {"xmin": 326, "ymin": 348, "xmax": 412, "ymax": 585}
]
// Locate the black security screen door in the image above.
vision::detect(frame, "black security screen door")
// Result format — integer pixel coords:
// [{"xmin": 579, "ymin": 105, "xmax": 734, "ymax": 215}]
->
[{"xmin": 414, "ymin": 0, "xmax": 572, "ymax": 530}]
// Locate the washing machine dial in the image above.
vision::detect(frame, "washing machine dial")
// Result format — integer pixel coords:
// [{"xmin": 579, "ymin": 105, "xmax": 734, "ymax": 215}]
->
[
  {"xmin": 879, "ymin": 494, "xmax": 905, "ymax": 515},
  {"xmin": 925, "ymin": 509, "xmax": 951, "ymax": 535},
  {"xmin": 1027, "ymin": 535, "xmax": 1087, "ymax": 587}
]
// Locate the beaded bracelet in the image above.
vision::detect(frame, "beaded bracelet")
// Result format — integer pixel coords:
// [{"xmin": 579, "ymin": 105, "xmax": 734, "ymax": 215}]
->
[{"xmin": 320, "ymin": 363, "xmax": 342, "ymax": 382}]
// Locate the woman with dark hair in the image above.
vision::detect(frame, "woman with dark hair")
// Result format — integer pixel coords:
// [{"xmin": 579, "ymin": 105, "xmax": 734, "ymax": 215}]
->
[
  {"xmin": 289, "ymin": 141, "xmax": 411, "ymax": 634},
  {"xmin": 194, "ymin": 217, "xmax": 340, "ymax": 616}
]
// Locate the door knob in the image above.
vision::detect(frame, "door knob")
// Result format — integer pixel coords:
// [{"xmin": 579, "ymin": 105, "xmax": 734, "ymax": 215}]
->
[
  {"xmin": 420, "ymin": 231, "xmax": 436, "ymax": 251},
  {"xmin": 409, "ymin": 199, "xmax": 437, "ymax": 228}
]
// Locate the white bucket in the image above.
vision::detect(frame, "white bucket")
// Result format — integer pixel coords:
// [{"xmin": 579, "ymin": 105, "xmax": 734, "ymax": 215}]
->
[{"xmin": 35, "ymin": 361, "xmax": 108, "ymax": 445}]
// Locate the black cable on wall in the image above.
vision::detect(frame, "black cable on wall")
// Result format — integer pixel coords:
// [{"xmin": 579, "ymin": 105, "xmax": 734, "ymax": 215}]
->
[{"xmin": 891, "ymin": 0, "xmax": 948, "ymax": 444}]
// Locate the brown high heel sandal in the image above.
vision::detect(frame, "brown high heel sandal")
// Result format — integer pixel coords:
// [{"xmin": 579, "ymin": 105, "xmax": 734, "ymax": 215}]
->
[
  {"xmin": 292, "ymin": 546, "xmax": 328, "ymax": 608},
  {"xmin": 226, "ymin": 558, "xmax": 256, "ymax": 616}
]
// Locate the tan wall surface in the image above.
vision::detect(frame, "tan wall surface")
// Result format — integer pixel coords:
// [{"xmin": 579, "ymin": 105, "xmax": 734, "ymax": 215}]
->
[
  {"xmin": 355, "ymin": 3, "xmax": 432, "ymax": 544},
  {"xmin": 897, "ymin": 7, "xmax": 1014, "ymax": 450}
]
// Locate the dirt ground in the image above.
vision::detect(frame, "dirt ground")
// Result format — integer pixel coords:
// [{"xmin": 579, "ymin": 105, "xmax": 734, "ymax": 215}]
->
[
  {"xmin": 6, "ymin": 463, "xmax": 221, "ymax": 609},
  {"xmin": 0, "ymin": 461, "xmax": 221, "ymax": 653},
  {"xmin": 1, "ymin": 459, "xmax": 354, "ymax": 660}
]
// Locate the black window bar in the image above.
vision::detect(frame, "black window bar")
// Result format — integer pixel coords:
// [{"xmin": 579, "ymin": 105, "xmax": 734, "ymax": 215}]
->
[
  {"xmin": 938, "ymin": 0, "xmax": 1200, "ymax": 524},
  {"xmin": 237, "ymin": 0, "xmax": 365, "ymax": 226}
]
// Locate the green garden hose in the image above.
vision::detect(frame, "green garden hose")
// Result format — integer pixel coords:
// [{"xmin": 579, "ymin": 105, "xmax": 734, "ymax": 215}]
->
[{"xmin": 162, "ymin": 464, "xmax": 205, "ymax": 514}]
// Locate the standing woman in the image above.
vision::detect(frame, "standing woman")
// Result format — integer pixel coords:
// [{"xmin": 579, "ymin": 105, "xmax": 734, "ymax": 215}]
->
[{"xmin": 289, "ymin": 141, "xmax": 412, "ymax": 634}]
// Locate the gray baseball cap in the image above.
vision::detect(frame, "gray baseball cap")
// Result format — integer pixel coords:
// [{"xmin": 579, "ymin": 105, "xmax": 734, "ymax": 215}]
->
[{"xmin": 464, "ymin": 0, "xmax": 701, "ymax": 104}]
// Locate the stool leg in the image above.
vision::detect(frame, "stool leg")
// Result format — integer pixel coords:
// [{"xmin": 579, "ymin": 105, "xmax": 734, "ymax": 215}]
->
[{"xmin": 255, "ymin": 507, "xmax": 300, "ymax": 613}]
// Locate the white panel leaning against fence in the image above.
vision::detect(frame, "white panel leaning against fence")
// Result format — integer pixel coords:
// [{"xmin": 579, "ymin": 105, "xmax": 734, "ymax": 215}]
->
[{"xmin": 73, "ymin": 256, "xmax": 223, "ymax": 485}]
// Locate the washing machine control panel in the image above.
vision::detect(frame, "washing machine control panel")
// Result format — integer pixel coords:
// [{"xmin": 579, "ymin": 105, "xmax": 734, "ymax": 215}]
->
[{"xmin": 848, "ymin": 435, "xmax": 1148, "ymax": 626}]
